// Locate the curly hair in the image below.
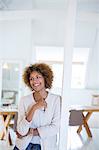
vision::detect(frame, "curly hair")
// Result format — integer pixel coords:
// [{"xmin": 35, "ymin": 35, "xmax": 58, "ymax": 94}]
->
[{"xmin": 23, "ymin": 63, "xmax": 53, "ymax": 90}]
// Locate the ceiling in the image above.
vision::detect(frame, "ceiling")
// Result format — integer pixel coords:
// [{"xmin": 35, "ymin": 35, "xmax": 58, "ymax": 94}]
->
[
  {"xmin": 0, "ymin": 0, "xmax": 99, "ymax": 47},
  {"xmin": 0, "ymin": 0, "xmax": 99, "ymax": 12},
  {"xmin": 0, "ymin": 0, "xmax": 67, "ymax": 10}
]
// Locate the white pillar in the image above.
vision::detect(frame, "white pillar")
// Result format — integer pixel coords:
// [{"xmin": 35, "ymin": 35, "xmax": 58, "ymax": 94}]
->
[{"xmin": 59, "ymin": 0, "xmax": 77, "ymax": 150}]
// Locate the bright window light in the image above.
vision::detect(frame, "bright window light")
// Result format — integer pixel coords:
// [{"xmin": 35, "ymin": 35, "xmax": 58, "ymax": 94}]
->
[
  {"xmin": 71, "ymin": 48, "xmax": 90, "ymax": 88},
  {"xmin": 51, "ymin": 63, "xmax": 63, "ymax": 88},
  {"xmin": 71, "ymin": 62, "xmax": 85, "ymax": 88},
  {"xmin": 36, "ymin": 46, "xmax": 64, "ymax": 62},
  {"xmin": 36, "ymin": 46, "xmax": 89, "ymax": 89}
]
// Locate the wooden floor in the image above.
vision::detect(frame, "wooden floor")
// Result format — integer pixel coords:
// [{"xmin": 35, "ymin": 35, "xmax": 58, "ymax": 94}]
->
[{"xmin": 0, "ymin": 127, "xmax": 99, "ymax": 150}]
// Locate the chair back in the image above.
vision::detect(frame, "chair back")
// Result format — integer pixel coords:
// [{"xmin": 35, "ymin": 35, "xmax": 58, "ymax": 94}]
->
[{"xmin": 69, "ymin": 110, "xmax": 83, "ymax": 126}]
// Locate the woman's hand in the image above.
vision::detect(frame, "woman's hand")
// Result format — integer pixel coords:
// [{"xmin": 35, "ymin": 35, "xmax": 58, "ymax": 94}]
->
[
  {"xmin": 29, "ymin": 128, "xmax": 39, "ymax": 136},
  {"xmin": 16, "ymin": 128, "xmax": 39, "ymax": 139},
  {"xmin": 33, "ymin": 92, "xmax": 47, "ymax": 111},
  {"xmin": 16, "ymin": 130, "xmax": 30, "ymax": 139},
  {"xmin": 34, "ymin": 99, "xmax": 47, "ymax": 110},
  {"xmin": 16, "ymin": 131, "xmax": 23, "ymax": 139},
  {"xmin": 26, "ymin": 92, "xmax": 47, "ymax": 122}
]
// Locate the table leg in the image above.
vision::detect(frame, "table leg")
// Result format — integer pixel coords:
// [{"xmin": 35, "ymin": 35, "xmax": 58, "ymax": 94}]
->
[
  {"xmin": 8, "ymin": 131, "xmax": 13, "ymax": 145},
  {"xmin": 83, "ymin": 113, "xmax": 92, "ymax": 137},
  {"xmin": 77, "ymin": 112, "xmax": 92, "ymax": 137},
  {"xmin": 0, "ymin": 115, "xmax": 6, "ymax": 139},
  {"xmin": 0, "ymin": 114, "xmax": 11, "ymax": 140},
  {"xmin": 77, "ymin": 125, "xmax": 82, "ymax": 133}
]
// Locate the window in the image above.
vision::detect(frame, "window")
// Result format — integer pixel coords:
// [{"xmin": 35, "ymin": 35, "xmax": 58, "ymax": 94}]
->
[
  {"xmin": 71, "ymin": 48, "xmax": 89, "ymax": 88},
  {"xmin": 71, "ymin": 62, "xmax": 85, "ymax": 88},
  {"xmin": 36, "ymin": 46, "xmax": 89, "ymax": 89}
]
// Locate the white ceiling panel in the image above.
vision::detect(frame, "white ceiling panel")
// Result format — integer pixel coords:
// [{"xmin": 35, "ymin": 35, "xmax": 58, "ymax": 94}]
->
[
  {"xmin": 0, "ymin": 0, "xmax": 67, "ymax": 10},
  {"xmin": 0, "ymin": 0, "xmax": 99, "ymax": 11}
]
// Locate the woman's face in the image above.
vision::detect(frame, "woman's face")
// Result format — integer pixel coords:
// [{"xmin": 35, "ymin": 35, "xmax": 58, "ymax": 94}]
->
[{"xmin": 29, "ymin": 71, "xmax": 45, "ymax": 92}]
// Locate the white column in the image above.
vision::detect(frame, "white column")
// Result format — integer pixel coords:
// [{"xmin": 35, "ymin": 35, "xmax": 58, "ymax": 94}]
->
[{"xmin": 59, "ymin": 0, "xmax": 77, "ymax": 150}]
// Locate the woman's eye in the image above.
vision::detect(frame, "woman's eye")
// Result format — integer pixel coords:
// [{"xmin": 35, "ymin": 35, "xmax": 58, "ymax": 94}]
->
[
  {"xmin": 30, "ymin": 78, "xmax": 33, "ymax": 81},
  {"xmin": 30, "ymin": 76, "xmax": 42, "ymax": 81},
  {"xmin": 37, "ymin": 76, "xmax": 42, "ymax": 79}
]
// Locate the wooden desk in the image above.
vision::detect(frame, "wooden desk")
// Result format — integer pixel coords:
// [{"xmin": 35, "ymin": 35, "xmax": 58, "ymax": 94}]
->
[
  {"xmin": 69, "ymin": 105, "xmax": 99, "ymax": 138},
  {"xmin": 0, "ymin": 107, "xmax": 17, "ymax": 143}
]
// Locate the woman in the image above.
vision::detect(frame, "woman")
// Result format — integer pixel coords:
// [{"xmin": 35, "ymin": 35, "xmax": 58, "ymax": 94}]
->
[{"xmin": 14, "ymin": 63, "xmax": 61, "ymax": 150}]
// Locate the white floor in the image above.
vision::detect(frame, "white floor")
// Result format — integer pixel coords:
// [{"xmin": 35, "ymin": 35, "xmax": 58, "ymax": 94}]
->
[
  {"xmin": 0, "ymin": 128, "xmax": 16, "ymax": 150},
  {"xmin": 0, "ymin": 127, "xmax": 99, "ymax": 150},
  {"xmin": 67, "ymin": 127, "xmax": 99, "ymax": 150}
]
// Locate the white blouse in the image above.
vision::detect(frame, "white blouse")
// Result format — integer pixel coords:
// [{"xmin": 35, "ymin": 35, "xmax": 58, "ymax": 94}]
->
[{"xmin": 15, "ymin": 92, "xmax": 61, "ymax": 150}]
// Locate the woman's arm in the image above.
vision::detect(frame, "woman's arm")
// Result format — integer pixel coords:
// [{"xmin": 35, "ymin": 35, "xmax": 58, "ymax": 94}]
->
[
  {"xmin": 37, "ymin": 96, "xmax": 61, "ymax": 139},
  {"xmin": 26, "ymin": 100, "xmax": 47, "ymax": 122},
  {"xmin": 17, "ymin": 96, "xmax": 47, "ymax": 136},
  {"xmin": 16, "ymin": 97, "xmax": 33, "ymax": 136},
  {"xmin": 16, "ymin": 128, "xmax": 39, "ymax": 139},
  {"xmin": 17, "ymin": 96, "xmax": 60, "ymax": 139}
]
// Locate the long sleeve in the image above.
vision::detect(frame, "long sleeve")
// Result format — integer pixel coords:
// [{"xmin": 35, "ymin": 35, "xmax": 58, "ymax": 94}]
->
[
  {"xmin": 37, "ymin": 96, "xmax": 61, "ymax": 139},
  {"xmin": 17, "ymin": 97, "xmax": 32, "ymax": 136}
]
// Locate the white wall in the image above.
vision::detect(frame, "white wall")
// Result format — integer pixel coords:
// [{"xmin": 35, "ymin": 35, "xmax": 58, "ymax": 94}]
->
[
  {"xmin": 0, "ymin": 19, "xmax": 33, "ymax": 62},
  {"xmin": 75, "ymin": 21, "xmax": 97, "ymax": 47},
  {"xmin": 32, "ymin": 16, "xmax": 65, "ymax": 46}
]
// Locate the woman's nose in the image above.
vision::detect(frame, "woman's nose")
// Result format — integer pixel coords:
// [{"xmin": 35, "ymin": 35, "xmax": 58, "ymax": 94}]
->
[{"xmin": 33, "ymin": 77, "xmax": 39, "ymax": 82}]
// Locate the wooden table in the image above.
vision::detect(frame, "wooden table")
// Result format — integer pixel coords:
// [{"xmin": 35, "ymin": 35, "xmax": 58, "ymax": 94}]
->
[
  {"xmin": 69, "ymin": 105, "xmax": 99, "ymax": 138},
  {"xmin": 0, "ymin": 107, "xmax": 17, "ymax": 144}
]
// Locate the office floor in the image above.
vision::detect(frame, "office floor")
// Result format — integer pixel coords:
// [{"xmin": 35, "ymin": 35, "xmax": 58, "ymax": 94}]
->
[
  {"xmin": 67, "ymin": 127, "xmax": 99, "ymax": 150},
  {"xmin": 0, "ymin": 128, "xmax": 15, "ymax": 150},
  {"xmin": 0, "ymin": 127, "xmax": 99, "ymax": 150}
]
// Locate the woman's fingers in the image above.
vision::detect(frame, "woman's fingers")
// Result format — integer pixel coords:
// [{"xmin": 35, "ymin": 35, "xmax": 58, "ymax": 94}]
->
[
  {"xmin": 29, "ymin": 128, "xmax": 34, "ymax": 134},
  {"xmin": 34, "ymin": 99, "xmax": 47, "ymax": 111},
  {"xmin": 16, "ymin": 131, "xmax": 23, "ymax": 139}
]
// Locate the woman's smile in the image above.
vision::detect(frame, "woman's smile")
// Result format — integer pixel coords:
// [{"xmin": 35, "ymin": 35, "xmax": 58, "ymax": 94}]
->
[{"xmin": 33, "ymin": 83, "xmax": 40, "ymax": 87}]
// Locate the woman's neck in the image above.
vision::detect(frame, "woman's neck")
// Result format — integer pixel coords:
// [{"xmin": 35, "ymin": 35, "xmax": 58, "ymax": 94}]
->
[
  {"xmin": 38, "ymin": 89, "xmax": 48, "ymax": 99},
  {"xmin": 33, "ymin": 89, "xmax": 48, "ymax": 102}
]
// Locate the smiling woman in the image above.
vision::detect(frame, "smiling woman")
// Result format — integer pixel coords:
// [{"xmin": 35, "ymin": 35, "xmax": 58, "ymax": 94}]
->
[{"xmin": 14, "ymin": 63, "xmax": 61, "ymax": 150}]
